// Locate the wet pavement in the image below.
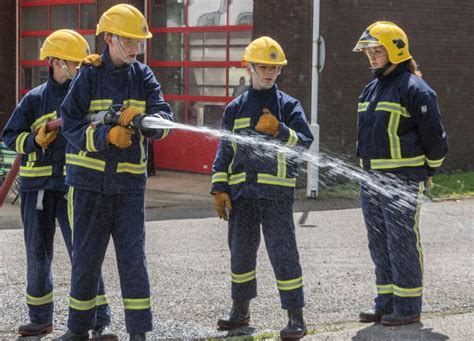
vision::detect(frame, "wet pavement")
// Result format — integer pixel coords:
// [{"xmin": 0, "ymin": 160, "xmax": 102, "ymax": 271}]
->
[{"xmin": 0, "ymin": 171, "xmax": 472, "ymax": 340}]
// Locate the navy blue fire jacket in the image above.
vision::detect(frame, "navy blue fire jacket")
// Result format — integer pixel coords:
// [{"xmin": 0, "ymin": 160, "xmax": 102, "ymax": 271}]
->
[
  {"xmin": 2, "ymin": 69, "xmax": 69, "ymax": 192},
  {"xmin": 211, "ymin": 85, "xmax": 314, "ymax": 203},
  {"xmin": 61, "ymin": 46, "xmax": 173, "ymax": 194},
  {"xmin": 357, "ymin": 62, "xmax": 448, "ymax": 180}
]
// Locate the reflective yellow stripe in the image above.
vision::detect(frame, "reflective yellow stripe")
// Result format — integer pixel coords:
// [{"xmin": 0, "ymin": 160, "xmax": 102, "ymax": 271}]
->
[
  {"xmin": 63, "ymin": 165, "xmax": 67, "ymax": 176},
  {"xmin": 231, "ymin": 269, "xmax": 256, "ymax": 284},
  {"xmin": 257, "ymin": 173, "xmax": 296, "ymax": 187},
  {"xmin": 66, "ymin": 153, "xmax": 106, "ymax": 172},
  {"xmin": 426, "ymin": 156, "xmax": 444, "ymax": 168},
  {"xmin": 387, "ymin": 111, "xmax": 402, "ymax": 159},
  {"xmin": 116, "ymin": 162, "xmax": 147, "ymax": 174},
  {"xmin": 393, "ymin": 284, "xmax": 423, "ymax": 297},
  {"xmin": 31, "ymin": 111, "xmax": 57, "ymax": 132},
  {"xmin": 122, "ymin": 99, "xmax": 146, "ymax": 112},
  {"xmin": 85, "ymin": 126, "xmax": 97, "ymax": 152},
  {"xmin": 287, "ymin": 128, "xmax": 298, "ymax": 146},
  {"xmin": 376, "ymin": 284, "xmax": 394, "ymax": 294},
  {"xmin": 370, "ymin": 155, "xmax": 426, "ymax": 169},
  {"xmin": 96, "ymin": 294, "xmax": 108, "ymax": 306},
  {"xmin": 229, "ymin": 172, "xmax": 246, "ymax": 185},
  {"xmin": 277, "ymin": 152, "xmax": 286, "ymax": 178},
  {"xmin": 212, "ymin": 172, "xmax": 228, "ymax": 183},
  {"xmin": 228, "ymin": 140, "xmax": 237, "ymax": 174},
  {"xmin": 233, "ymin": 117, "xmax": 251, "ymax": 130},
  {"xmin": 15, "ymin": 132, "xmax": 29, "ymax": 154},
  {"xmin": 89, "ymin": 99, "xmax": 113, "ymax": 111},
  {"xmin": 376, "ymin": 102, "xmax": 410, "ymax": 118},
  {"xmin": 357, "ymin": 102, "xmax": 369, "ymax": 112},
  {"xmin": 27, "ymin": 151, "xmax": 37, "ymax": 162},
  {"xmin": 67, "ymin": 186, "xmax": 74, "ymax": 243},
  {"xmin": 277, "ymin": 276, "xmax": 303, "ymax": 291},
  {"xmin": 70, "ymin": 296, "xmax": 96, "ymax": 311},
  {"xmin": 414, "ymin": 182, "xmax": 424, "ymax": 275},
  {"xmin": 19, "ymin": 165, "xmax": 52, "ymax": 177},
  {"xmin": 158, "ymin": 129, "xmax": 170, "ymax": 140},
  {"xmin": 27, "ymin": 292, "xmax": 53, "ymax": 306},
  {"xmin": 123, "ymin": 297, "xmax": 151, "ymax": 310}
]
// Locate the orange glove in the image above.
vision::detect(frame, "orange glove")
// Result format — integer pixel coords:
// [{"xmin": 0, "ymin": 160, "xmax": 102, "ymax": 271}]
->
[
  {"xmin": 119, "ymin": 107, "xmax": 143, "ymax": 127},
  {"xmin": 255, "ymin": 108, "xmax": 280, "ymax": 137},
  {"xmin": 35, "ymin": 123, "xmax": 58, "ymax": 148},
  {"xmin": 107, "ymin": 126, "xmax": 134, "ymax": 148},
  {"xmin": 214, "ymin": 191, "xmax": 232, "ymax": 221},
  {"xmin": 79, "ymin": 54, "xmax": 102, "ymax": 67}
]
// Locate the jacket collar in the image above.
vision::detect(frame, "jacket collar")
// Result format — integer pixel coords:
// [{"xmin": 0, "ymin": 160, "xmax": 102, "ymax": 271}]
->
[
  {"xmin": 377, "ymin": 62, "xmax": 408, "ymax": 82},
  {"xmin": 102, "ymin": 45, "xmax": 131, "ymax": 73},
  {"xmin": 47, "ymin": 67, "xmax": 70, "ymax": 96}
]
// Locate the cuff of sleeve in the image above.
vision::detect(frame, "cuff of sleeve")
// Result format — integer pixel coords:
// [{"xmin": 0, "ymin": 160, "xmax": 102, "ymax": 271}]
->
[
  {"xmin": 276, "ymin": 122, "xmax": 290, "ymax": 141},
  {"xmin": 27, "ymin": 134, "xmax": 43, "ymax": 153},
  {"xmin": 211, "ymin": 182, "xmax": 228, "ymax": 194},
  {"xmin": 97, "ymin": 125, "xmax": 112, "ymax": 149}
]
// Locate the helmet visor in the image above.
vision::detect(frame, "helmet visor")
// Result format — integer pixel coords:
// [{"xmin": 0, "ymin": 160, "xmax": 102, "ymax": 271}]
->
[
  {"xmin": 117, "ymin": 35, "xmax": 146, "ymax": 55},
  {"xmin": 353, "ymin": 40, "xmax": 382, "ymax": 52},
  {"xmin": 353, "ymin": 28, "xmax": 382, "ymax": 52}
]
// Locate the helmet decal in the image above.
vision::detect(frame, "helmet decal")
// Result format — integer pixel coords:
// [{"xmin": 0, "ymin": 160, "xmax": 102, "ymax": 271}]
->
[{"xmin": 393, "ymin": 39, "xmax": 405, "ymax": 49}]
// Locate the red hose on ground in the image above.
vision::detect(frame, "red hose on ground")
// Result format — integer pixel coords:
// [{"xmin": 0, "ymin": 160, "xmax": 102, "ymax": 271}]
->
[{"xmin": 0, "ymin": 118, "xmax": 62, "ymax": 207}]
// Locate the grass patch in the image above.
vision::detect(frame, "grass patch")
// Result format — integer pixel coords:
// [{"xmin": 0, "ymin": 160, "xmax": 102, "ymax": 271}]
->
[
  {"xmin": 430, "ymin": 171, "xmax": 474, "ymax": 200},
  {"xmin": 317, "ymin": 172, "xmax": 474, "ymax": 201}
]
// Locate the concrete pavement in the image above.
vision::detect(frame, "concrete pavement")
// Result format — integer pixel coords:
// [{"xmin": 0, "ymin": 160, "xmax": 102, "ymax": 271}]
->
[{"xmin": 0, "ymin": 171, "xmax": 472, "ymax": 339}]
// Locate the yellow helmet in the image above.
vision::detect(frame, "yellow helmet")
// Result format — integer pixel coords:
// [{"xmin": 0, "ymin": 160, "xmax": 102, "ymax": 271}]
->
[
  {"xmin": 39, "ymin": 29, "xmax": 90, "ymax": 62},
  {"xmin": 242, "ymin": 36, "xmax": 287, "ymax": 66},
  {"xmin": 96, "ymin": 4, "xmax": 152, "ymax": 39},
  {"xmin": 353, "ymin": 21, "xmax": 412, "ymax": 64}
]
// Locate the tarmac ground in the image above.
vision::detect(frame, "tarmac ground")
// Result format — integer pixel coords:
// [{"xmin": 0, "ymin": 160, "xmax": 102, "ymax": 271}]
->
[{"xmin": 0, "ymin": 171, "xmax": 472, "ymax": 340}]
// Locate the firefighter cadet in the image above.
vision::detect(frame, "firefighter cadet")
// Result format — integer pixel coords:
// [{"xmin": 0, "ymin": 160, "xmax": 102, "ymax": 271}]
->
[
  {"xmin": 353, "ymin": 21, "xmax": 448, "ymax": 326},
  {"xmin": 211, "ymin": 36, "xmax": 314, "ymax": 340},
  {"xmin": 2, "ymin": 30, "xmax": 115, "ymax": 339},
  {"xmin": 57, "ymin": 4, "xmax": 173, "ymax": 340}
]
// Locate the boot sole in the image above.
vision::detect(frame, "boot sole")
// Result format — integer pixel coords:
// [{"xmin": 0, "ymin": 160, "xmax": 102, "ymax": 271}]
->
[
  {"xmin": 280, "ymin": 328, "xmax": 308, "ymax": 340},
  {"xmin": 217, "ymin": 317, "xmax": 250, "ymax": 330},
  {"xmin": 359, "ymin": 315, "xmax": 382, "ymax": 323},
  {"xmin": 381, "ymin": 316, "xmax": 421, "ymax": 326},
  {"xmin": 18, "ymin": 325, "xmax": 53, "ymax": 336}
]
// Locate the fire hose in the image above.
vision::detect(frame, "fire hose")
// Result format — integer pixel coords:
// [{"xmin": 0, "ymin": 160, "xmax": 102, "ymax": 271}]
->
[
  {"xmin": 0, "ymin": 118, "xmax": 62, "ymax": 207},
  {"xmin": 1, "ymin": 106, "xmax": 171, "ymax": 206}
]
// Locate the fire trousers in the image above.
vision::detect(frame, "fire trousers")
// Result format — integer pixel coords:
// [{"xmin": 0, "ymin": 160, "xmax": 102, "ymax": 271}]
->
[
  {"xmin": 360, "ymin": 178, "xmax": 425, "ymax": 315},
  {"xmin": 228, "ymin": 198, "xmax": 304, "ymax": 310},
  {"xmin": 67, "ymin": 187, "xmax": 152, "ymax": 334},
  {"xmin": 20, "ymin": 189, "xmax": 110, "ymax": 326}
]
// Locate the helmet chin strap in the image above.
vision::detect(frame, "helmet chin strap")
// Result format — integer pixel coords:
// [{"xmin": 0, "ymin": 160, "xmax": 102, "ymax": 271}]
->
[
  {"xmin": 113, "ymin": 35, "xmax": 136, "ymax": 65},
  {"xmin": 59, "ymin": 59, "xmax": 74, "ymax": 80},
  {"xmin": 370, "ymin": 62, "xmax": 392, "ymax": 77},
  {"xmin": 249, "ymin": 64, "xmax": 275, "ymax": 90}
]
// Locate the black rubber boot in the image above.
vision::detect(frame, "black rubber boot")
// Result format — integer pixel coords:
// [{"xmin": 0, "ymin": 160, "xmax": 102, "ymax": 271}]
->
[
  {"xmin": 217, "ymin": 300, "xmax": 251, "ymax": 330},
  {"xmin": 381, "ymin": 313, "xmax": 421, "ymax": 326},
  {"xmin": 129, "ymin": 333, "xmax": 146, "ymax": 341},
  {"xmin": 91, "ymin": 325, "xmax": 119, "ymax": 340},
  {"xmin": 18, "ymin": 322, "xmax": 53, "ymax": 336},
  {"xmin": 359, "ymin": 308, "xmax": 384, "ymax": 323},
  {"xmin": 280, "ymin": 309, "xmax": 307, "ymax": 340},
  {"xmin": 53, "ymin": 329, "xmax": 89, "ymax": 341}
]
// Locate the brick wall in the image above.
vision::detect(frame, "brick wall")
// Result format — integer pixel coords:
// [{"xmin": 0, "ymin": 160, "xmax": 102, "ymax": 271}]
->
[
  {"xmin": 253, "ymin": 0, "xmax": 313, "ymax": 121},
  {"xmin": 0, "ymin": 1, "xmax": 16, "ymax": 131},
  {"xmin": 255, "ymin": 0, "xmax": 473, "ymax": 171}
]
